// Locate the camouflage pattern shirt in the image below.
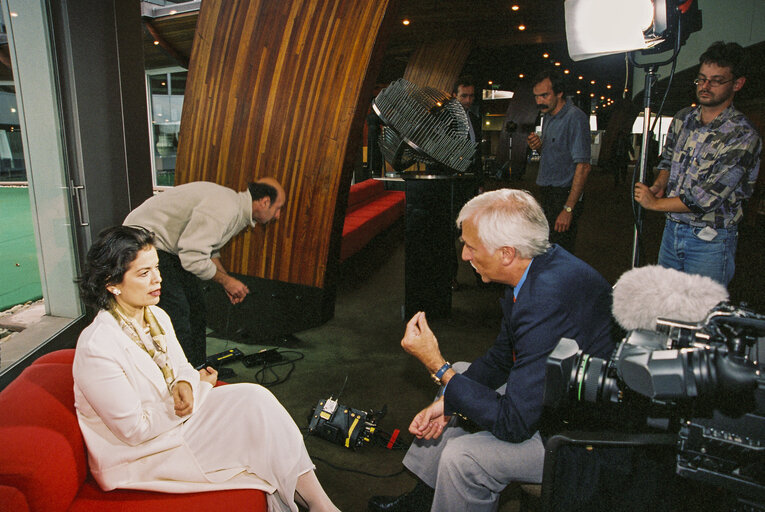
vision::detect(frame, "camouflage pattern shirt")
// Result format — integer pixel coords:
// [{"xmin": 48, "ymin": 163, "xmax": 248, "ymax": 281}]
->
[{"xmin": 658, "ymin": 105, "xmax": 761, "ymax": 228}]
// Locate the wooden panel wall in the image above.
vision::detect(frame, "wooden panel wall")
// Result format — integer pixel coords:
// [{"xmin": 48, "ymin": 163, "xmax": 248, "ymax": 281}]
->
[
  {"xmin": 402, "ymin": 38, "xmax": 473, "ymax": 92},
  {"xmin": 175, "ymin": 0, "xmax": 396, "ymax": 288}
]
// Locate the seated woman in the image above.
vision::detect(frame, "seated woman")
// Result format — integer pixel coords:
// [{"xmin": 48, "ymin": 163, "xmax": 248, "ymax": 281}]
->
[{"xmin": 73, "ymin": 225, "xmax": 340, "ymax": 512}]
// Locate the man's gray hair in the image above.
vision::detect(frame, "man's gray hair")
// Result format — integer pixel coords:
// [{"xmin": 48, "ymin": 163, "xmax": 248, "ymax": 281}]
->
[{"xmin": 456, "ymin": 189, "xmax": 550, "ymax": 258}]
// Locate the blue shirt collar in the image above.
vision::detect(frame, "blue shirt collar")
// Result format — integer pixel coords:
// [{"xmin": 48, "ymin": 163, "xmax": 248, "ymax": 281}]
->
[{"xmin": 513, "ymin": 258, "xmax": 534, "ymax": 300}]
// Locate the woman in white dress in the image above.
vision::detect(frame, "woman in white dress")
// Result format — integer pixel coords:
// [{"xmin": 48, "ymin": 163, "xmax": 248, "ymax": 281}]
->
[{"xmin": 73, "ymin": 225, "xmax": 340, "ymax": 512}]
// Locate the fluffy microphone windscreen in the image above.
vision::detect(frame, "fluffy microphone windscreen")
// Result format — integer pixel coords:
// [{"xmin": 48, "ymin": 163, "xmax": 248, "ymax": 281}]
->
[{"xmin": 612, "ymin": 265, "xmax": 729, "ymax": 331}]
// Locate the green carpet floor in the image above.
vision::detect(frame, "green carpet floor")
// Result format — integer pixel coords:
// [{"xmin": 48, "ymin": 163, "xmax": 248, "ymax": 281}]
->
[{"xmin": 0, "ymin": 187, "xmax": 42, "ymax": 311}]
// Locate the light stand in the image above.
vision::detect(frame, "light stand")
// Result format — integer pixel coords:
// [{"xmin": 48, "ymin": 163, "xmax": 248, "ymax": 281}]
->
[{"xmin": 628, "ymin": 25, "xmax": 684, "ymax": 268}]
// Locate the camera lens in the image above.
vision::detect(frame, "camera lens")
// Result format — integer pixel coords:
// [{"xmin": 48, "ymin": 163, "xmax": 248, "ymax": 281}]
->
[{"xmin": 571, "ymin": 354, "xmax": 620, "ymax": 404}]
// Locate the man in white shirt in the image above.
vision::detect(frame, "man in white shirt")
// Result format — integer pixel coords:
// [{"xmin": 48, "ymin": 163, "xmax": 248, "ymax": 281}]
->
[{"xmin": 123, "ymin": 177, "xmax": 285, "ymax": 366}]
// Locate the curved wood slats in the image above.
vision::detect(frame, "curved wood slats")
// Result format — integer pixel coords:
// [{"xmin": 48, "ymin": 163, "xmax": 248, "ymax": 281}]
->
[
  {"xmin": 403, "ymin": 38, "xmax": 473, "ymax": 92},
  {"xmin": 175, "ymin": 0, "xmax": 395, "ymax": 288}
]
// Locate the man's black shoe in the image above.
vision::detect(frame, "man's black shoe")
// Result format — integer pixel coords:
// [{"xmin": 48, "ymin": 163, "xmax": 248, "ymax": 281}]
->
[{"xmin": 368, "ymin": 481, "xmax": 434, "ymax": 511}]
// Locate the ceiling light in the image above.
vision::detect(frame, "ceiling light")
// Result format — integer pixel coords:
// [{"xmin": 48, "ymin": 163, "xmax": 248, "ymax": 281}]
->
[
  {"xmin": 519, "ymin": 73, "xmax": 525, "ymax": 78},
  {"xmin": 518, "ymin": 25, "xmax": 526, "ymax": 31},
  {"xmin": 543, "ymin": 53, "xmax": 549, "ymax": 58},
  {"xmin": 511, "ymin": 5, "xmax": 520, "ymax": 11},
  {"xmin": 590, "ymin": 93, "xmax": 595, "ymax": 97},
  {"xmin": 607, "ymin": 84, "xmax": 612, "ymax": 89},
  {"xmin": 554, "ymin": 62, "xmax": 561, "ymax": 66},
  {"xmin": 402, "ymin": 19, "xmax": 410, "ymax": 25},
  {"xmin": 590, "ymin": 80, "xmax": 596, "ymax": 85},
  {"xmin": 153, "ymin": 40, "xmax": 159, "ymax": 45},
  {"xmin": 578, "ymin": 75, "xmax": 583, "ymax": 80},
  {"xmin": 488, "ymin": 81, "xmax": 493, "ymax": 85},
  {"xmin": 564, "ymin": 69, "xmax": 570, "ymax": 74},
  {"xmin": 576, "ymin": 90, "xmax": 581, "ymax": 94}
]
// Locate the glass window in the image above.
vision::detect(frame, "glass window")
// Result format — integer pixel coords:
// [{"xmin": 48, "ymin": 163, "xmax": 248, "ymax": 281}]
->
[
  {"xmin": 0, "ymin": 0, "xmax": 81, "ymax": 380},
  {"xmin": 147, "ymin": 69, "xmax": 187, "ymax": 187}
]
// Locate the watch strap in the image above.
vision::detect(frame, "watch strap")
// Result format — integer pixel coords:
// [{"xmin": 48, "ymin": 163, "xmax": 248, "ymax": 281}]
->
[{"xmin": 431, "ymin": 362, "xmax": 452, "ymax": 385}]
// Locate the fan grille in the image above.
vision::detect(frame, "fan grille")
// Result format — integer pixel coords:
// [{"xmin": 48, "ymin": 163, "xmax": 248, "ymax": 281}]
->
[{"xmin": 373, "ymin": 79, "xmax": 476, "ymax": 173}]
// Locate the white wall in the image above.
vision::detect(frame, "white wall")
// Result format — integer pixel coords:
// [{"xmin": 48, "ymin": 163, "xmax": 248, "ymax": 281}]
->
[{"xmin": 633, "ymin": 0, "xmax": 765, "ymax": 95}]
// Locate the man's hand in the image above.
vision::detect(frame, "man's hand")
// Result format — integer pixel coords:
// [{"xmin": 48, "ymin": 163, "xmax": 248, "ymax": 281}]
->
[
  {"xmin": 634, "ymin": 182, "xmax": 658, "ymax": 210},
  {"xmin": 401, "ymin": 311, "xmax": 445, "ymax": 373},
  {"xmin": 527, "ymin": 132, "xmax": 542, "ymax": 151},
  {"xmin": 554, "ymin": 209, "xmax": 573, "ymax": 232},
  {"xmin": 198, "ymin": 366, "xmax": 218, "ymax": 386},
  {"xmin": 409, "ymin": 398, "xmax": 450, "ymax": 440},
  {"xmin": 172, "ymin": 381, "xmax": 194, "ymax": 417},
  {"xmin": 223, "ymin": 276, "xmax": 250, "ymax": 304}
]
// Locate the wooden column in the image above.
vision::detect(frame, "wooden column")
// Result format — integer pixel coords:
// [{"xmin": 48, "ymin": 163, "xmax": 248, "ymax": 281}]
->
[
  {"xmin": 175, "ymin": 0, "xmax": 397, "ymax": 339},
  {"xmin": 403, "ymin": 38, "xmax": 473, "ymax": 92}
]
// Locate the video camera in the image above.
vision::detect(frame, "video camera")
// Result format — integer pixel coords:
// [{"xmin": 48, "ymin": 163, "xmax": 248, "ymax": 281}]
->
[{"xmin": 544, "ymin": 302, "xmax": 765, "ymax": 507}]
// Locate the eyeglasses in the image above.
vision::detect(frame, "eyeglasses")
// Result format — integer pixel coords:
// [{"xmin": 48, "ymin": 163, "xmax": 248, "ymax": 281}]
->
[{"xmin": 693, "ymin": 77, "xmax": 734, "ymax": 87}]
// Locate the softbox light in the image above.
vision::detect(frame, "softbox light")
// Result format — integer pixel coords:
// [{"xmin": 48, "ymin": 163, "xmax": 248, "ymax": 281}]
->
[{"xmin": 565, "ymin": 0, "xmax": 700, "ymax": 61}]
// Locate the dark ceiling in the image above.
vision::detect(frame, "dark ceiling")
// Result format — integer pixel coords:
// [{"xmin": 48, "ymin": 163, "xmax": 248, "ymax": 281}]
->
[{"xmin": 141, "ymin": 1, "xmax": 632, "ymax": 114}]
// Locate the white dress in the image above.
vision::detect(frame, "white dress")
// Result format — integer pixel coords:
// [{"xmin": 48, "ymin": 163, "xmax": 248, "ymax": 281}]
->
[{"xmin": 73, "ymin": 307, "xmax": 313, "ymax": 512}]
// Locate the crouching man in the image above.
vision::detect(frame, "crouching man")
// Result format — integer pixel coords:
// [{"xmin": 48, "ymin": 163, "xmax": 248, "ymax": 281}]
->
[{"xmin": 369, "ymin": 189, "xmax": 615, "ymax": 512}]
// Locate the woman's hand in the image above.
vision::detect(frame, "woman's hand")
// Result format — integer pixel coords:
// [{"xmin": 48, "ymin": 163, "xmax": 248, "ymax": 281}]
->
[
  {"xmin": 172, "ymin": 381, "xmax": 194, "ymax": 417},
  {"xmin": 199, "ymin": 366, "xmax": 218, "ymax": 386}
]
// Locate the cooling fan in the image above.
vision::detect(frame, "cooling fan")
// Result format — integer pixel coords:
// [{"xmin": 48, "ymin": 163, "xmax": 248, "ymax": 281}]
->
[{"xmin": 372, "ymin": 78, "xmax": 477, "ymax": 174}]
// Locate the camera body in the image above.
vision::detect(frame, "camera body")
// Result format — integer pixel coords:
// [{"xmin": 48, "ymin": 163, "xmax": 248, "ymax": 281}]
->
[{"xmin": 543, "ymin": 302, "xmax": 765, "ymax": 506}]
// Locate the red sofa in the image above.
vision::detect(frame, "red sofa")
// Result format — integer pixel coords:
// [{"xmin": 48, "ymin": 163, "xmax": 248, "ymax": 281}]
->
[
  {"xmin": 0, "ymin": 349, "xmax": 266, "ymax": 512},
  {"xmin": 340, "ymin": 178, "xmax": 405, "ymax": 261}
]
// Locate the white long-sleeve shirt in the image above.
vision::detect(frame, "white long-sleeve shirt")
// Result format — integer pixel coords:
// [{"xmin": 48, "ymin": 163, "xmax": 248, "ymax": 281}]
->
[{"xmin": 124, "ymin": 182, "xmax": 255, "ymax": 280}]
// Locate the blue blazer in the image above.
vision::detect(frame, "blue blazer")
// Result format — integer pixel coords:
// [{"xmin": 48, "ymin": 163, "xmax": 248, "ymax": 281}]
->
[{"xmin": 443, "ymin": 245, "xmax": 614, "ymax": 442}]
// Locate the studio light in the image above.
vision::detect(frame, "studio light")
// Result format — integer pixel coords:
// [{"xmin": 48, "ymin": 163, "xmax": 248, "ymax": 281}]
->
[{"xmin": 564, "ymin": 0, "xmax": 701, "ymax": 61}]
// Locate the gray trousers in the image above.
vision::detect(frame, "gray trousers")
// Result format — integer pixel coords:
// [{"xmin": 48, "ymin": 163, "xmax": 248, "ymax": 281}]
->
[{"xmin": 402, "ymin": 362, "xmax": 545, "ymax": 512}]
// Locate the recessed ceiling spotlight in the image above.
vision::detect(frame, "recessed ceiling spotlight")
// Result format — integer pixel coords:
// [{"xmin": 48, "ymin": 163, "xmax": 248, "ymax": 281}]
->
[
  {"xmin": 519, "ymin": 73, "xmax": 525, "ymax": 78},
  {"xmin": 543, "ymin": 53, "xmax": 549, "ymax": 58},
  {"xmin": 402, "ymin": 19, "xmax": 410, "ymax": 25},
  {"xmin": 511, "ymin": 5, "xmax": 520, "ymax": 11},
  {"xmin": 590, "ymin": 80, "xmax": 596, "ymax": 85},
  {"xmin": 578, "ymin": 75, "xmax": 583, "ymax": 80},
  {"xmin": 554, "ymin": 62, "xmax": 561, "ymax": 66},
  {"xmin": 518, "ymin": 25, "xmax": 526, "ymax": 31},
  {"xmin": 153, "ymin": 40, "xmax": 160, "ymax": 45},
  {"xmin": 488, "ymin": 80, "xmax": 493, "ymax": 85},
  {"xmin": 607, "ymin": 84, "xmax": 612, "ymax": 89},
  {"xmin": 564, "ymin": 69, "xmax": 570, "ymax": 74}
]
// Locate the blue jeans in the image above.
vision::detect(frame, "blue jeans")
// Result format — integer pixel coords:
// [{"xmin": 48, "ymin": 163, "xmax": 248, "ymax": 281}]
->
[{"xmin": 658, "ymin": 221, "xmax": 738, "ymax": 286}]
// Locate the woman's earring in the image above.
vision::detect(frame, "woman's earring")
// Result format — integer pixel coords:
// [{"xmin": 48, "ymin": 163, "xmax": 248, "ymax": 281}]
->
[{"xmin": 111, "ymin": 288, "xmax": 121, "ymax": 296}]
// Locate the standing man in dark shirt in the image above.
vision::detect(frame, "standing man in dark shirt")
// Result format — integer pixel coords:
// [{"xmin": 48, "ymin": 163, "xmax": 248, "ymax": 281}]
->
[
  {"xmin": 527, "ymin": 69, "xmax": 592, "ymax": 254},
  {"xmin": 450, "ymin": 76, "xmax": 483, "ymax": 288}
]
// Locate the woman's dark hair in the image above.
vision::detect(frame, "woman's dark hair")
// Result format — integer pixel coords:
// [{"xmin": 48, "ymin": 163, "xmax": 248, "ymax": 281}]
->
[{"xmin": 78, "ymin": 225, "xmax": 156, "ymax": 310}]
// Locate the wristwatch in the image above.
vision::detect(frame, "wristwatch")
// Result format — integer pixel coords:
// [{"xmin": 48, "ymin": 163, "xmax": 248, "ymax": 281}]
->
[
  {"xmin": 431, "ymin": 362, "xmax": 452, "ymax": 385},
  {"xmin": 563, "ymin": 205, "xmax": 573, "ymax": 213}
]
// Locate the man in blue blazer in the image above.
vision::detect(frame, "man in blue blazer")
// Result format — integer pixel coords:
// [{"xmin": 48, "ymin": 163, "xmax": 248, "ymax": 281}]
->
[{"xmin": 369, "ymin": 189, "xmax": 615, "ymax": 512}]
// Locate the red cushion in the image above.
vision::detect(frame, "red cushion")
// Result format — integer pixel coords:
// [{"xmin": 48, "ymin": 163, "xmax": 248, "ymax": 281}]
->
[
  {"xmin": 340, "ymin": 191, "xmax": 404, "ymax": 260},
  {"xmin": 347, "ymin": 179, "xmax": 385, "ymax": 211},
  {"xmin": 32, "ymin": 349, "xmax": 76, "ymax": 365},
  {"xmin": 0, "ymin": 363, "xmax": 86, "ymax": 512},
  {"xmin": 70, "ymin": 477, "xmax": 266, "ymax": 512},
  {"xmin": 0, "ymin": 484, "xmax": 30, "ymax": 512}
]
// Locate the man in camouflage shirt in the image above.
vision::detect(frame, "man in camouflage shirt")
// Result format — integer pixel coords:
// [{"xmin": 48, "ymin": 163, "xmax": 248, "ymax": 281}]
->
[{"xmin": 635, "ymin": 41, "xmax": 761, "ymax": 286}]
